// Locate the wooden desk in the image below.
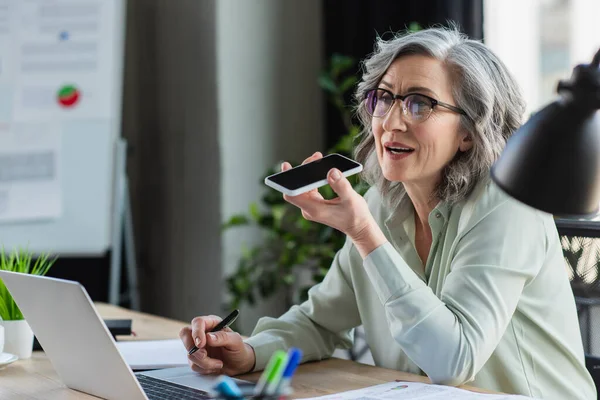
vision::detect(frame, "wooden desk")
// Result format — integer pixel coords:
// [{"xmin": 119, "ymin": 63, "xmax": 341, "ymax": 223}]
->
[{"xmin": 0, "ymin": 303, "xmax": 491, "ymax": 399}]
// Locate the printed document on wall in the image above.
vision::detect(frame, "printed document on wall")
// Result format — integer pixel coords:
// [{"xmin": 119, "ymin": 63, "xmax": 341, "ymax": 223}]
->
[
  {"xmin": 0, "ymin": 123, "xmax": 61, "ymax": 222},
  {"xmin": 11, "ymin": 0, "xmax": 115, "ymax": 123}
]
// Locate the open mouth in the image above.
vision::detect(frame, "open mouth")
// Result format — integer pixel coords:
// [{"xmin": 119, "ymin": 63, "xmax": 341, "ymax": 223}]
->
[{"xmin": 385, "ymin": 145, "xmax": 414, "ymax": 154}]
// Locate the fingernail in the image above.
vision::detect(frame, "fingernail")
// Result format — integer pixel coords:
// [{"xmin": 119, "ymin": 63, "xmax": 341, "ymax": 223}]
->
[
  {"xmin": 216, "ymin": 361, "xmax": 223, "ymax": 369},
  {"xmin": 195, "ymin": 337, "xmax": 201, "ymax": 346},
  {"xmin": 331, "ymin": 169, "xmax": 341, "ymax": 181},
  {"xmin": 209, "ymin": 333, "xmax": 217, "ymax": 341}
]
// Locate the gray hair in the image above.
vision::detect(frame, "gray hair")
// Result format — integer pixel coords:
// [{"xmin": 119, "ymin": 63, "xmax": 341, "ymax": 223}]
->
[{"xmin": 354, "ymin": 25, "xmax": 526, "ymax": 207}]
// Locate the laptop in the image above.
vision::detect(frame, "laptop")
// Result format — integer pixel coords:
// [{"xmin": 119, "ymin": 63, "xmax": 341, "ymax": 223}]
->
[{"xmin": 0, "ymin": 270, "xmax": 250, "ymax": 400}]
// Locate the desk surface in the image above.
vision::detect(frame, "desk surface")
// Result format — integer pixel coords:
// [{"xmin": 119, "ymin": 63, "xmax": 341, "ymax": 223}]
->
[{"xmin": 0, "ymin": 303, "xmax": 491, "ymax": 399}]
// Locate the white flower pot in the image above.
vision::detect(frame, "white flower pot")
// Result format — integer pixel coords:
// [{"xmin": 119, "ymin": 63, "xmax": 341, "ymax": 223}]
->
[
  {"xmin": 1, "ymin": 319, "xmax": 34, "ymax": 359},
  {"xmin": 0, "ymin": 324, "xmax": 4, "ymax": 354}
]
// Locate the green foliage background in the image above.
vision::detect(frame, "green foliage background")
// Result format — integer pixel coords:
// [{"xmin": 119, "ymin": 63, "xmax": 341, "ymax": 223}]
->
[
  {"xmin": 223, "ymin": 23, "xmax": 427, "ymax": 312},
  {"xmin": 223, "ymin": 54, "xmax": 368, "ymax": 310}
]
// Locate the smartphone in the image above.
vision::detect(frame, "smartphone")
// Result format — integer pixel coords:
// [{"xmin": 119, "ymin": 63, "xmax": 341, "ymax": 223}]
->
[{"xmin": 264, "ymin": 153, "xmax": 363, "ymax": 196}]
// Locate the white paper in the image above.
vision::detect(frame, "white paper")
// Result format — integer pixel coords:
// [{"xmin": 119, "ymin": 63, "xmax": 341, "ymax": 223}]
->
[
  {"xmin": 11, "ymin": 0, "xmax": 117, "ymax": 122},
  {"xmin": 304, "ymin": 381, "xmax": 537, "ymax": 400},
  {"xmin": 0, "ymin": 0, "xmax": 15, "ymax": 126},
  {"xmin": 116, "ymin": 339, "xmax": 190, "ymax": 371},
  {"xmin": 0, "ymin": 122, "xmax": 61, "ymax": 222}
]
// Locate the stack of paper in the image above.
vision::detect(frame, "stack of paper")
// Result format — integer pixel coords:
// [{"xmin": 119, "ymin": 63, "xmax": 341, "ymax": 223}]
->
[
  {"xmin": 116, "ymin": 339, "xmax": 189, "ymax": 370},
  {"xmin": 305, "ymin": 381, "xmax": 537, "ymax": 400}
]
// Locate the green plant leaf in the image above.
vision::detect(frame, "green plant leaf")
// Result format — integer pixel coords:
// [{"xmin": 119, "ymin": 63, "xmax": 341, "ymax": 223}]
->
[
  {"xmin": 257, "ymin": 215, "xmax": 275, "ymax": 230},
  {"xmin": 332, "ymin": 134, "xmax": 354, "ymax": 153},
  {"xmin": 317, "ymin": 226, "xmax": 335, "ymax": 243},
  {"xmin": 330, "ymin": 54, "xmax": 355, "ymax": 78},
  {"xmin": 222, "ymin": 215, "xmax": 250, "ymax": 230},
  {"xmin": 318, "ymin": 74, "xmax": 338, "ymax": 94},
  {"xmin": 349, "ymin": 125, "xmax": 361, "ymax": 139},
  {"xmin": 258, "ymin": 271, "xmax": 277, "ymax": 298},
  {"xmin": 0, "ymin": 297, "xmax": 10, "ymax": 320},
  {"xmin": 338, "ymin": 76, "xmax": 358, "ymax": 94},
  {"xmin": 283, "ymin": 274, "xmax": 295, "ymax": 285},
  {"xmin": 249, "ymin": 202, "xmax": 261, "ymax": 222},
  {"xmin": 263, "ymin": 187, "xmax": 286, "ymax": 206},
  {"xmin": 271, "ymin": 205, "xmax": 286, "ymax": 229},
  {"xmin": 319, "ymin": 184, "xmax": 336, "ymax": 200},
  {"xmin": 0, "ymin": 246, "xmax": 56, "ymax": 319},
  {"xmin": 408, "ymin": 21, "xmax": 422, "ymax": 32},
  {"xmin": 295, "ymin": 217, "xmax": 312, "ymax": 232}
]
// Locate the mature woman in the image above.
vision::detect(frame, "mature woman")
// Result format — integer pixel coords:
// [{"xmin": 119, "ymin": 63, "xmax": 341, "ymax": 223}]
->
[{"xmin": 180, "ymin": 27, "xmax": 595, "ymax": 399}]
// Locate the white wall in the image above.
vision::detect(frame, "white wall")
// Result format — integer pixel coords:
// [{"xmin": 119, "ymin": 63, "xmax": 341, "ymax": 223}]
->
[
  {"xmin": 484, "ymin": 0, "xmax": 541, "ymax": 115},
  {"xmin": 217, "ymin": 0, "xmax": 324, "ymax": 334},
  {"xmin": 570, "ymin": 0, "xmax": 600, "ymax": 66}
]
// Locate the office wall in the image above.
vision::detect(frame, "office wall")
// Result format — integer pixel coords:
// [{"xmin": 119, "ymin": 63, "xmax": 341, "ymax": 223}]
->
[
  {"xmin": 122, "ymin": 0, "xmax": 324, "ymax": 325},
  {"xmin": 217, "ymin": 0, "xmax": 324, "ymax": 334},
  {"xmin": 122, "ymin": 0, "xmax": 222, "ymax": 321}
]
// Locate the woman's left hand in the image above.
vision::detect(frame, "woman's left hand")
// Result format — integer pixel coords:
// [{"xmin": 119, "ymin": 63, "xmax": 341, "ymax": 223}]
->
[{"xmin": 282, "ymin": 152, "xmax": 374, "ymax": 240}]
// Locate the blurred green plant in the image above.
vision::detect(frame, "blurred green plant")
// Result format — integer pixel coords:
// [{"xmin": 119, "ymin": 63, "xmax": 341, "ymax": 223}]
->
[
  {"xmin": 408, "ymin": 21, "xmax": 422, "ymax": 33},
  {"xmin": 224, "ymin": 23, "xmax": 426, "ymax": 312},
  {"xmin": 223, "ymin": 54, "xmax": 368, "ymax": 310},
  {"xmin": 0, "ymin": 247, "xmax": 57, "ymax": 320}
]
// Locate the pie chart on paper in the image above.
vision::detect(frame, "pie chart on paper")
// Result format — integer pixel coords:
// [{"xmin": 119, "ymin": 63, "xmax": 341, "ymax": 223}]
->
[{"xmin": 57, "ymin": 84, "xmax": 81, "ymax": 108}]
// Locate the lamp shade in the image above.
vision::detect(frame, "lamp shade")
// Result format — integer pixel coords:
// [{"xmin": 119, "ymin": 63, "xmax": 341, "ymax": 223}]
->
[{"xmin": 491, "ymin": 48, "xmax": 600, "ymax": 217}]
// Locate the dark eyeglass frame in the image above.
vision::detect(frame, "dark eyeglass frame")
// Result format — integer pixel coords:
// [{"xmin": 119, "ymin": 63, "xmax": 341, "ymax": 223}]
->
[{"xmin": 364, "ymin": 88, "xmax": 468, "ymax": 121}]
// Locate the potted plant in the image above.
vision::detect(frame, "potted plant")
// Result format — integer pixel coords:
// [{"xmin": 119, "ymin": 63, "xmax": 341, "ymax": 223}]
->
[{"xmin": 0, "ymin": 247, "xmax": 56, "ymax": 359}]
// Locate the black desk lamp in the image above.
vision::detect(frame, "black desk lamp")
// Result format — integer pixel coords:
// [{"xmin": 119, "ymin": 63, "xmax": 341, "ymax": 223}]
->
[{"xmin": 491, "ymin": 48, "xmax": 600, "ymax": 218}]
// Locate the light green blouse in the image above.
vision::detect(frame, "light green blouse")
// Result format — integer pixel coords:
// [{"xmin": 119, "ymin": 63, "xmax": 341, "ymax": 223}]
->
[{"xmin": 244, "ymin": 179, "xmax": 595, "ymax": 399}]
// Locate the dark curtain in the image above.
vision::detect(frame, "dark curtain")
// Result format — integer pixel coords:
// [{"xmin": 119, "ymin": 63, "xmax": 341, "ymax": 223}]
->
[{"xmin": 322, "ymin": 0, "xmax": 483, "ymax": 149}]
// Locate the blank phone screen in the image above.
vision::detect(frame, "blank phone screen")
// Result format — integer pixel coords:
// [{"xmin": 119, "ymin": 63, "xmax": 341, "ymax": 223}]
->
[{"xmin": 268, "ymin": 154, "xmax": 361, "ymax": 190}]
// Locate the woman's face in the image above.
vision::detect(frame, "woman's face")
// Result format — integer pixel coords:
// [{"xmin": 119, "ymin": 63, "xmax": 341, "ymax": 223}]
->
[{"xmin": 370, "ymin": 55, "xmax": 472, "ymax": 189}]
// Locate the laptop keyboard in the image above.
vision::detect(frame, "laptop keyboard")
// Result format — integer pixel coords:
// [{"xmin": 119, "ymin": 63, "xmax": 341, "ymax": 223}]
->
[{"xmin": 137, "ymin": 374, "xmax": 212, "ymax": 400}]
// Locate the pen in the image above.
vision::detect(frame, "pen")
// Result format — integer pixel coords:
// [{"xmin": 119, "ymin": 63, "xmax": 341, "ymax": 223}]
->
[
  {"xmin": 253, "ymin": 350, "xmax": 288, "ymax": 396},
  {"xmin": 274, "ymin": 347, "xmax": 302, "ymax": 395},
  {"xmin": 188, "ymin": 309, "xmax": 240, "ymax": 356}
]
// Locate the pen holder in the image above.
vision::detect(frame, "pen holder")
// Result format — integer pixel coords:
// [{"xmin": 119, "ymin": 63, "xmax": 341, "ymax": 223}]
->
[
  {"xmin": 212, "ymin": 395, "xmax": 288, "ymax": 400},
  {"xmin": 211, "ymin": 382, "xmax": 290, "ymax": 400}
]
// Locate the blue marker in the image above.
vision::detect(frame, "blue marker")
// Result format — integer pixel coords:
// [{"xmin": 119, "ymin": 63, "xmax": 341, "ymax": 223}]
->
[
  {"xmin": 214, "ymin": 375, "xmax": 243, "ymax": 398},
  {"xmin": 275, "ymin": 347, "xmax": 303, "ymax": 395}
]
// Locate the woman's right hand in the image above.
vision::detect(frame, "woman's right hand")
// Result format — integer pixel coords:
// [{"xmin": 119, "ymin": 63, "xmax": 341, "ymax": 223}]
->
[{"xmin": 179, "ymin": 315, "xmax": 256, "ymax": 376}]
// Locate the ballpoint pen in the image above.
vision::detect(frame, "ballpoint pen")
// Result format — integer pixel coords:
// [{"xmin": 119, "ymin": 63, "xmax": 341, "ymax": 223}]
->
[
  {"xmin": 253, "ymin": 350, "xmax": 288, "ymax": 396},
  {"xmin": 188, "ymin": 309, "xmax": 240, "ymax": 356}
]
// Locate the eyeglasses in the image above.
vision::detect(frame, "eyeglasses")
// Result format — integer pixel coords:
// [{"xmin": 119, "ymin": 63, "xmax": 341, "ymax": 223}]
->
[{"xmin": 364, "ymin": 88, "xmax": 468, "ymax": 122}]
